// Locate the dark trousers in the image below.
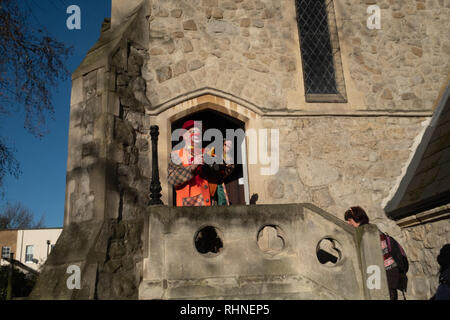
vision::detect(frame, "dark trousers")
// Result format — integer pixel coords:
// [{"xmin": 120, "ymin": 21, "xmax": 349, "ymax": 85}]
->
[{"xmin": 386, "ymin": 267, "xmax": 400, "ymax": 300}]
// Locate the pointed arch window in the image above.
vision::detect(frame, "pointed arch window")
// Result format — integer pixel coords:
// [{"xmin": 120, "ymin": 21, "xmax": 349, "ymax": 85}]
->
[{"xmin": 295, "ymin": 0, "xmax": 347, "ymax": 102}]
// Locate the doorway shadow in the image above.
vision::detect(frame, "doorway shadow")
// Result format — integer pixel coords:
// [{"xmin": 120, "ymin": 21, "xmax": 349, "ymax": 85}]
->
[{"xmin": 171, "ymin": 109, "xmax": 247, "ymax": 206}]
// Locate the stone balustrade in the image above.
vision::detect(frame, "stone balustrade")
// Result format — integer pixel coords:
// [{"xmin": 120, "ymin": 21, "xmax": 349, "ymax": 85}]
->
[{"xmin": 140, "ymin": 203, "xmax": 390, "ymax": 299}]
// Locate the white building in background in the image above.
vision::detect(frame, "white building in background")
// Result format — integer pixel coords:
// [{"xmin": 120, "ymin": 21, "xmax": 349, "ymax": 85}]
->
[{"xmin": 15, "ymin": 228, "xmax": 62, "ymax": 271}]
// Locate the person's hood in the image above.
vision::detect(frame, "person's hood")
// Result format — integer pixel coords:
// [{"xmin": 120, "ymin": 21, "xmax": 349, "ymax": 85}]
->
[{"xmin": 440, "ymin": 268, "xmax": 450, "ymax": 282}]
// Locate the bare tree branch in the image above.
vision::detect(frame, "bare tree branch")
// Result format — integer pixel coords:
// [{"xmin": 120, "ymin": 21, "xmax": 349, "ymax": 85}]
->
[
  {"xmin": 0, "ymin": 0, "xmax": 72, "ymax": 188},
  {"xmin": 0, "ymin": 202, "xmax": 45, "ymax": 230},
  {"xmin": 0, "ymin": 138, "xmax": 20, "ymax": 194}
]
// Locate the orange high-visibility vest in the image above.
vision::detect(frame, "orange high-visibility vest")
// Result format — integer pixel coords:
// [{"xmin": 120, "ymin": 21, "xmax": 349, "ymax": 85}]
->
[{"xmin": 175, "ymin": 148, "xmax": 212, "ymax": 207}]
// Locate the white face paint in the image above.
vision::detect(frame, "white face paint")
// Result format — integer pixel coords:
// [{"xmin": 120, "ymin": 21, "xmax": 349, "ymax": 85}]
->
[
  {"xmin": 183, "ymin": 126, "xmax": 203, "ymax": 148},
  {"xmin": 191, "ymin": 127, "xmax": 203, "ymax": 145},
  {"xmin": 192, "ymin": 133, "xmax": 202, "ymax": 144}
]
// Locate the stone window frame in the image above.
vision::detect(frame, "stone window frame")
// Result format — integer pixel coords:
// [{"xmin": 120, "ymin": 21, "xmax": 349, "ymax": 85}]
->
[
  {"xmin": 295, "ymin": 0, "xmax": 348, "ymax": 103},
  {"xmin": 163, "ymin": 99, "xmax": 253, "ymax": 207}
]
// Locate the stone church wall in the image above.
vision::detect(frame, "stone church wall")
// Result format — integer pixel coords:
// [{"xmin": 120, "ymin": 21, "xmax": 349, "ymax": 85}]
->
[
  {"xmin": 31, "ymin": 0, "xmax": 450, "ymax": 299},
  {"xmin": 142, "ymin": 0, "xmax": 449, "ymax": 113},
  {"xmin": 263, "ymin": 116, "xmax": 450, "ymax": 299}
]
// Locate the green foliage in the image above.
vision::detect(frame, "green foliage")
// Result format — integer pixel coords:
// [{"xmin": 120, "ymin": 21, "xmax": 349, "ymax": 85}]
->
[{"xmin": 0, "ymin": 265, "xmax": 37, "ymax": 300}]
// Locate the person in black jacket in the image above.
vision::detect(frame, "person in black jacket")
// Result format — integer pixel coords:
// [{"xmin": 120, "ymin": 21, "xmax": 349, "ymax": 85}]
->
[
  {"xmin": 344, "ymin": 206, "xmax": 407, "ymax": 300},
  {"xmin": 431, "ymin": 243, "xmax": 450, "ymax": 300}
]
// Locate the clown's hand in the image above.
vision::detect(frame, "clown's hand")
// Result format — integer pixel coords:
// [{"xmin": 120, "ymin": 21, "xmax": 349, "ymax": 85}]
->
[
  {"xmin": 223, "ymin": 140, "xmax": 233, "ymax": 164},
  {"xmin": 205, "ymin": 146, "xmax": 215, "ymax": 157},
  {"xmin": 190, "ymin": 153, "xmax": 204, "ymax": 171},
  {"xmin": 203, "ymin": 146, "xmax": 216, "ymax": 165}
]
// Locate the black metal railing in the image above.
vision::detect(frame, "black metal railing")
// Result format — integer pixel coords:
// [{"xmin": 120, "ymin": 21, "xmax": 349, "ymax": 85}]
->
[{"xmin": 149, "ymin": 125, "xmax": 163, "ymax": 205}]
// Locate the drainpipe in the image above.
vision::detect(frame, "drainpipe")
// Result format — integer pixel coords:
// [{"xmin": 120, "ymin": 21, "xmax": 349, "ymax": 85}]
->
[
  {"xmin": 19, "ymin": 230, "xmax": 24, "ymax": 263},
  {"xmin": 6, "ymin": 252, "xmax": 14, "ymax": 300}
]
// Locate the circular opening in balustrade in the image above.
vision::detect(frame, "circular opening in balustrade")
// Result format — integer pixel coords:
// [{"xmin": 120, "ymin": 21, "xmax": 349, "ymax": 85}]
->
[
  {"xmin": 194, "ymin": 226, "xmax": 223, "ymax": 256},
  {"xmin": 316, "ymin": 238, "xmax": 342, "ymax": 265},
  {"xmin": 257, "ymin": 225, "xmax": 285, "ymax": 255}
]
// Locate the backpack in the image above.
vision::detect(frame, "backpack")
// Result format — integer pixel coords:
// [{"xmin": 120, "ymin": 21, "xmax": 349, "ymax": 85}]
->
[{"xmin": 385, "ymin": 233, "xmax": 409, "ymax": 294}]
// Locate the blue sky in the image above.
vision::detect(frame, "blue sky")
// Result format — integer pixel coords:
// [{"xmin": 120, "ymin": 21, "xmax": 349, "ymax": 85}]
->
[{"xmin": 0, "ymin": 1, "xmax": 111, "ymax": 227}]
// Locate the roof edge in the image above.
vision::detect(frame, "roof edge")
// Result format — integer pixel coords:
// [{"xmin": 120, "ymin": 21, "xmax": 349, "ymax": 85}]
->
[{"xmin": 384, "ymin": 80, "xmax": 450, "ymax": 219}]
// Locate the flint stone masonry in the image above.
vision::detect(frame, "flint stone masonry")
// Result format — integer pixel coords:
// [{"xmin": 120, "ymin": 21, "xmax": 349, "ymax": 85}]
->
[
  {"xmin": 142, "ymin": 0, "xmax": 449, "ymax": 112},
  {"xmin": 30, "ymin": 0, "xmax": 450, "ymax": 300},
  {"xmin": 264, "ymin": 116, "xmax": 450, "ymax": 299}
]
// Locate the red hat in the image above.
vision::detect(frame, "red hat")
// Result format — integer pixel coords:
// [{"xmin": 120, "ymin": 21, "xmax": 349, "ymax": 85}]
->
[
  {"xmin": 182, "ymin": 120, "xmax": 195, "ymax": 130},
  {"xmin": 182, "ymin": 120, "xmax": 205, "ymax": 131}
]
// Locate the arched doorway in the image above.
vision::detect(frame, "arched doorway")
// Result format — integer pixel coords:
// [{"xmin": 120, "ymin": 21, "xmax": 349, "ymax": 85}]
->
[{"xmin": 171, "ymin": 109, "xmax": 248, "ymax": 206}]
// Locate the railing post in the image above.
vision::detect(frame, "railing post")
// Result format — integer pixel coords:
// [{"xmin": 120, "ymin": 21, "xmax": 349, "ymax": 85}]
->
[{"xmin": 149, "ymin": 125, "xmax": 163, "ymax": 205}]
